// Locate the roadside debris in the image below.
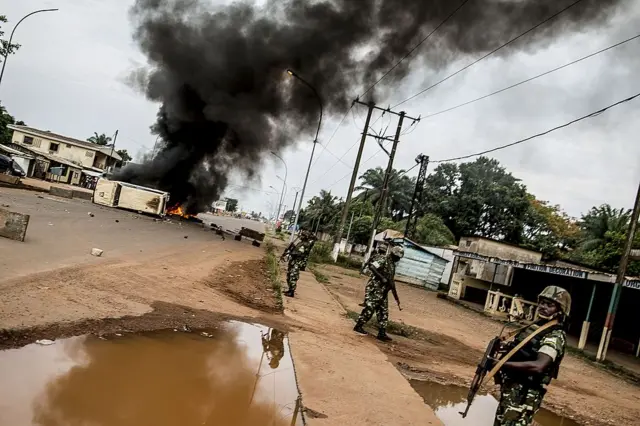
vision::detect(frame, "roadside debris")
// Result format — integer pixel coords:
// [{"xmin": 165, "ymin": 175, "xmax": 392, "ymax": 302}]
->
[
  {"xmin": 184, "ymin": 235, "xmax": 188, "ymax": 239},
  {"xmin": 1, "ymin": 204, "xmax": 9, "ymax": 208},
  {"xmin": 90, "ymin": 248, "xmax": 104, "ymax": 257},
  {"xmin": 35, "ymin": 339, "xmax": 55, "ymax": 346},
  {"xmin": 115, "ymin": 219, "xmax": 120, "ymax": 223},
  {"xmin": 88, "ymin": 212, "xmax": 95, "ymax": 217}
]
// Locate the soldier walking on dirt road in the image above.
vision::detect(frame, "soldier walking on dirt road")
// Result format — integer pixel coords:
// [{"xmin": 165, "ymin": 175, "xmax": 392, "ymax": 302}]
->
[
  {"xmin": 492, "ymin": 286, "xmax": 571, "ymax": 426},
  {"xmin": 353, "ymin": 245, "xmax": 404, "ymax": 342},
  {"xmin": 280, "ymin": 230, "xmax": 314, "ymax": 298}
]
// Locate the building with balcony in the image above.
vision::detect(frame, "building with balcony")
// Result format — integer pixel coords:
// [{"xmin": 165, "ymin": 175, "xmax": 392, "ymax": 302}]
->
[{"xmin": 6, "ymin": 125, "xmax": 122, "ymax": 185}]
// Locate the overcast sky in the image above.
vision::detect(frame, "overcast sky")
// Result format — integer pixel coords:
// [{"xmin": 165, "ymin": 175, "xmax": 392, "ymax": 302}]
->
[{"xmin": 2, "ymin": 0, "xmax": 639, "ymax": 218}]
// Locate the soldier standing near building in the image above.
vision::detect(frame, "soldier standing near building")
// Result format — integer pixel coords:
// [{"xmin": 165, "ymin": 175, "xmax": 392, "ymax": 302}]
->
[
  {"xmin": 353, "ymin": 245, "xmax": 404, "ymax": 342},
  {"xmin": 280, "ymin": 230, "xmax": 314, "ymax": 298},
  {"xmin": 493, "ymin": 286, "xmax": 571, "ymax": 426}
]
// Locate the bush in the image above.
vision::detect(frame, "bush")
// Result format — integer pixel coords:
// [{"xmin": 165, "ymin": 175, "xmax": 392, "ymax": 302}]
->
[
  {"xmin": 336, "ymin": 254, "xmax": 364, "ymax": 270},
  {"xmin": 309, "ymin": 241, "xmax": 332, "ymax": 263}
]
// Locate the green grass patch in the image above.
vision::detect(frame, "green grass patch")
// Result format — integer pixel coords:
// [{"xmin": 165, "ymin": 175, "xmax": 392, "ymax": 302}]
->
[
  {"xmin": 265, "ymin": 241, "xmax": 284, "ymax": 311},
  {"xmin": 309, "ymin": 242, "xmax": 333, "ymax": 263},
  {"xmin": 336, "ymin": 254, "xmax": 364, "ymax": 270},
  {"xmin": 310, "ymin": 267, "xmax": 329, "ymax": 283}
]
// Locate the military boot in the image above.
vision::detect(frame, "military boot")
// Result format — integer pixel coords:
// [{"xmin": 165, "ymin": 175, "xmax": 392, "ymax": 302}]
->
[
  {"xmin": 284, "ymin": 289, "xmax": 295, "ymax": 298},
  {"xmin": 377, "ymin": 329, "xmax": 393, "ymax": 342},
  {"xmin": 353, "ymin": 320, "xmax": 368, "ymax": 335}
]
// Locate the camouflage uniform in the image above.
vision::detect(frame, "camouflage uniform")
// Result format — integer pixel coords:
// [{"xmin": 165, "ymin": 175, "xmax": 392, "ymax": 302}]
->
[
  {"xmin": 494, "ymin": 286, "xmax": 570, "ymax": 426},
  {"xmin": 286, "ymin": 239, "xmax": 313, "ymax": 293},
  {"xmin": 357, "ymin": 254, "xmax": 396, "ymax": 330},
  {"xmin": 300, "ymin": 238, "xmax": 315, "ymax": 271}
]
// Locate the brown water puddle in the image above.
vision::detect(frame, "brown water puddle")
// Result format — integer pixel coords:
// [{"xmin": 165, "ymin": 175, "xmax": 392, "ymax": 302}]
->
[
  {"xmin": 0, "ymin": 322, "xmax": 302, "ymax": 426},
  {"xmin": 410, "ymin": 380, "xmax": 580, "ymax": 426}
]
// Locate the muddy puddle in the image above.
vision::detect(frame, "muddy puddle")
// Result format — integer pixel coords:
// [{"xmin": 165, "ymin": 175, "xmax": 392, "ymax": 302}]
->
[
  {"xmin": 0, "ymin": 322, "xmax": 302, "ymax": 426},
  {"xmin": 410, "ymin": 380, "xmax": 580, "ymax": 426}
]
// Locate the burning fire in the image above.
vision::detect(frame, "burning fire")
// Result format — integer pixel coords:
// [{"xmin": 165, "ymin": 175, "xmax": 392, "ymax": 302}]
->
[{"xmin": 167, "ymin": 204, "xmax": 192, "ymax": 218}]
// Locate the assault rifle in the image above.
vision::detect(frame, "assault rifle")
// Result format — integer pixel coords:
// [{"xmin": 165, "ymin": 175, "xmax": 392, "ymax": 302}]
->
[{"xmin": 459, "ymin": 335, "xmax": 502, "ymax": 418}]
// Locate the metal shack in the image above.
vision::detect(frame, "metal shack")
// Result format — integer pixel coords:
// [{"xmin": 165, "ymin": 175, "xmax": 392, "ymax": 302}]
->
[
  {"xmin": 391, "ymin": 238, "xmax": 449, "ymax": 291},
  {"xmin": 93, "ymin": 178, "xmax": 169, "ymax": 216}
]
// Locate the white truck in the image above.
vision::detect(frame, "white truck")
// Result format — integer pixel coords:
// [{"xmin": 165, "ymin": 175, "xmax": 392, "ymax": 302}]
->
[{"xmin": 92, "ymin": 178, "xmax": 170, "ymax": 217}]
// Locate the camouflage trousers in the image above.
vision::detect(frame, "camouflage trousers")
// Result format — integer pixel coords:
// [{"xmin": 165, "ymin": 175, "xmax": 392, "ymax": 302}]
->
[
  {"xmin": 357, "ymin": 280, "xmax": 389, "ymax": 330},
  {"xmin": 494, "ymin": 382, "xmax": 545, "ymax": 426},
  {"xmin": 287, "ymin": 258, "xmax": 304, "ymax": 292}
]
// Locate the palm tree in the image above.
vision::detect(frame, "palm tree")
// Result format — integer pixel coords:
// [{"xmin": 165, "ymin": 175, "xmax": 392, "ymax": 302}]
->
[
  {"xmin": 87, "ymin": 132, "xmax": 112, "ymax": 146},
  {"xmin": 305, "ymin": 190, "xmax": 339, "ymax": 232},
  {"xmin": 578, "ymin": 204, "xmax": 631, "ymax": 251},
  {"xmin": 355, "ymin": 167, "xmax": 414, "ymax": 221}
]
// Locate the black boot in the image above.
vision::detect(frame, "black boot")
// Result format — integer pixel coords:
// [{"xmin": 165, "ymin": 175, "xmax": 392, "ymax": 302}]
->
[
  {"xmin": 377, "ymin": 329, "xmax": 392, "ymax": 342},
  {"xmin": 353, "ymin": 320, "xmax": 368, "ymax": 335},
  {"xmin": 284, "ymin": 289, "xmax": 295, "ymax": 298}
]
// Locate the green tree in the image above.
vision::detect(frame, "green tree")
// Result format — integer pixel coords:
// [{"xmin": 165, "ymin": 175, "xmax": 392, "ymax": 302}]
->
[
  {"xmin": 413, "ymin": 214, "xmax": 456, "ymax": 246},
  {"xmin": 302, "ymin": 190, "xmax": 339, "ymax": 233},
  {"xmin": 283, "ymin": 209, "xmax": 295, "ymax": 222},
  {"xmin": 225, "ymin": 198, "xmax": 238, "ymax": 212},
  {"xmin": 422, "ymin": 157, "xmax": 529, "ymax": 243},
  {"xmin": 116, "ymin": 149, "xmax": 132, "ymax": 163},
  {"xmin": 569, "ymin": 204, "xmax": 639, "ymax": 274},
  {"xmin": 521, "ymin": 195, "xmax": 580, "ymax": 257},
  {"xmin": 348, "ymin": 215, "xmax": 374, "ymax": 245},
  {"xmin": 355, "ymin": 167, "xmax": 414, "ymax": 221},
  {"xmin": 87, "ymin": 132, "xmax": 112, "ymax": 146},
  {"xmin": 0, "ymin": 16, "xmax": 20, "ymax": 62}
]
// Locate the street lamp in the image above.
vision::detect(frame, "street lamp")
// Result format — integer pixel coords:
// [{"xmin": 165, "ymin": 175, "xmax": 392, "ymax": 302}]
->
[
  {"xmin": 286, "ymin": 69, "xmax": 323, "ymax": 243},
  {"xmin": 271, "ymin": 151, "xmax": 287, "ymax": 224},
  {"xmin": 0, "ymin": 8, "xmax": 59, "ymax": 89},
  {"xmin": 276, "ymin": 175, "xmax": 287, "ymax": 220}
]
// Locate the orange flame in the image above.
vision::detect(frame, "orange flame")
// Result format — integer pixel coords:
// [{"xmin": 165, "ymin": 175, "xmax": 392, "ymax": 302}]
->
[{"xmin": 167, "ymin": 204, "xmax": 192, "ymax": 218}]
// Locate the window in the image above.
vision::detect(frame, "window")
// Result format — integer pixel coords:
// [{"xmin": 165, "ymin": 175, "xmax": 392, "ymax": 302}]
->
[
  {"xmin": 23, "ymin": 136, "xmax": 33, "ymax": 145},
  {"xmin": 49, "ymin": 142, "xmax": 60, "ymax": 153}
]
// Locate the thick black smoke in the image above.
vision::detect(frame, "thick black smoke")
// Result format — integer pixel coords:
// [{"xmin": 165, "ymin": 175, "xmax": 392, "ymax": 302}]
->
[{"xmin": 118, "ymin": 0, "xmax": 625, "ymax": 214}]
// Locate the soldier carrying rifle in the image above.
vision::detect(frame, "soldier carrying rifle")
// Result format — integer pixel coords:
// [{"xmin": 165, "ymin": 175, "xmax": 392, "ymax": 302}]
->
[
  {"xmin": 461, "ymin": 286, "xmax": 571, "ymax": 426},
  {"xmin": 280, "ymin": 230, "xmax": 316, "ymax": 298},
  {"xmin": 353, "ymin": 245, "xmax": 404, "ymax": 342}
]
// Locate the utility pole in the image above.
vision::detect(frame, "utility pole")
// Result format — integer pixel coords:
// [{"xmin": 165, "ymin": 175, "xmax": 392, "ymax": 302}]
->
[
  {"xmin": 109, "ymin": 130, "xmax": 119, "ymax": 173},
  {"xmin": 332, "ymin": 102, "xmax": 375, "ymax": 260},
  {"xmin": 364, "ymin": 110, "xmax": 415, "ymax": 262},
  {"xmin": 404, "ymin": 154, "xmax": 429, "ymax": 239},
  {"xmin": 345, "ymin": 210, "xmax": 355, "ymax": 244},
  {"xmin": 596, "ymin": 179, "xmax": 640, "ymax": 361}
]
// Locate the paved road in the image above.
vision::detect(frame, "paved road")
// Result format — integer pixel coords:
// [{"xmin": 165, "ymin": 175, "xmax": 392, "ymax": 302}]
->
[{"xmin": 197, "ymin": 213, "xmax": 266, "ymax": 234}]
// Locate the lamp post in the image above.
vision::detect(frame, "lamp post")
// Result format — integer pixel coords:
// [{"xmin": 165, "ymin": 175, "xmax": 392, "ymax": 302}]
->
[
  {"xmin": 276, "ymin": 175, "xmax": 287, "ymax": 221},
  {"xmin": 0, "ymin": 8, "xmax": 59, "ymax": 89},
  {"xmin": 271, "ymin": 151, "xmax": 287, "ymax": 223},
  {"xmin": 286, "ymin": 69, "xmax": 323, "ymax": 243}
]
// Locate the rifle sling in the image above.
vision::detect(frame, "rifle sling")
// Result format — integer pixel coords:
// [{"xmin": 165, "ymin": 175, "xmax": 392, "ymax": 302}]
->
[{"xmin": 483, "ymin": 319, "xmax": 559, "ymax": 385}]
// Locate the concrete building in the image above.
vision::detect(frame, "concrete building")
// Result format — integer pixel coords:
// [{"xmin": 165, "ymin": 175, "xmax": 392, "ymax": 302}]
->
[
  {"xmin": 6, "ymin": 125, "xmax": 122, "ymax": 185},
  {"xmin": 448, "ymin": 236, "xmax": 640, "ymax": 359}
]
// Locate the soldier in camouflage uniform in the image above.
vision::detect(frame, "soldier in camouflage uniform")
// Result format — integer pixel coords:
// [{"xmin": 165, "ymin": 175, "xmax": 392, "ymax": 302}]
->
[
  {"xmin": 353, "ymin": 245, "xmax": 404, "ymax": 342},
  {"xmin": 300, "ymin": 233, "xmax": 317, "ymax": 272},
  {"xmin": 493, "ymin": 286, "xmax": 571, "ymax": 426},
  {"xmin": 280, "ymin": 230, "xmax": 314, "ymax": 298},
  {"xmin": 261, "ymin": 328, "xmax": 286, "ymax": 369}
]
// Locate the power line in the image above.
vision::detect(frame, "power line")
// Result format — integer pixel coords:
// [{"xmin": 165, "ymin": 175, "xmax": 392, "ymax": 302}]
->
[
  {"xmin": 360, "ymin": 0, "xmax": 472, "ymax": 97},
  {"xmin": 393, "ymin": 0, "xmax": 587, "ymax": 108},
  {"xmin": 432, "ymin": 91, "xmax": 640, "ymax": 163},
  {"xmin": 420, "ymin": 33, "xmax": 640, "ymax": 120},
  {"xmin": 309, "ymin": 104, "xmax": 352, "ymax": 168}
]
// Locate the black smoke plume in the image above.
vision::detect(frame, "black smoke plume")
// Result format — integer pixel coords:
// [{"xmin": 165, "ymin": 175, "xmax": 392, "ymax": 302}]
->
[{"xmin": 118, "ymin": 0, "xmax": 625, "ymax": 214}]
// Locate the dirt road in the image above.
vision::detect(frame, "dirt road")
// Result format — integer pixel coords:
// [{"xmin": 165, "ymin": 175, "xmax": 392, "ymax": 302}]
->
[
  {"xmin": 0, "ymin": 187, "xmax": 444, "ymax": 425},
  {"xmin": 318, "ymin": 264, "xmax": 640, "ymax": 426}
]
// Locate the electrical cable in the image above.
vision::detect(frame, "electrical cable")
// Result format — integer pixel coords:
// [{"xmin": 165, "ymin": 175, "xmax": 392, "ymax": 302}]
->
[
  {"xmin": 431, "ymin": 91, "xmax": 640, "ymax": 163},
  {"xmin": 420, "ymin": 33, "xmax": 640, "ymax": 120},
  {"xmin": 393, "ymin": 0, "xmax": 587, "ymax": 108},
  {"xmin": 360, "ymin": 0, "xmax": 472, "ymax": 97}
]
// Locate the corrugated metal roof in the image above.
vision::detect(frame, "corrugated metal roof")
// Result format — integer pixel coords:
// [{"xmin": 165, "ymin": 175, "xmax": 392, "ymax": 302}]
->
[{"xmin": 394, "ymin": 241, "xmax": 448, "ymax": 291}]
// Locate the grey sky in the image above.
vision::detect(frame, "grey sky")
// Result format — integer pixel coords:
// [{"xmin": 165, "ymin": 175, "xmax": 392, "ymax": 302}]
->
[{"xmin": 1, "ymin": 0, "xmax": 639, "ymax": 218}]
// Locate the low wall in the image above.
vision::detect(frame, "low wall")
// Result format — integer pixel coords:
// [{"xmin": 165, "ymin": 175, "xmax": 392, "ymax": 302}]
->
[{"xmin": 0, "ymin": 208, "xmax": 30, "ymax": 242}]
